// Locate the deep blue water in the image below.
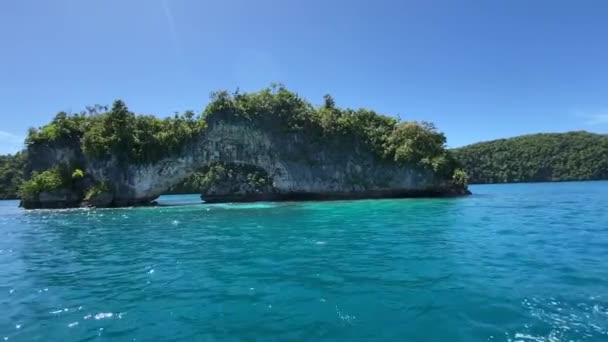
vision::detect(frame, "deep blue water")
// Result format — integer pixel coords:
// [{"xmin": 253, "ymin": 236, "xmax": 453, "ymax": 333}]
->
[{"xmin": 1, "ymin": 182, "xmax": 608, "ymax": 341}]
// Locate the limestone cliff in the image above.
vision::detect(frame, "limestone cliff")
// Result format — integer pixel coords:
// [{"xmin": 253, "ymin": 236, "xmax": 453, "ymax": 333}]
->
[
  {"xmin": 20, "ymin": 88, "xmax": 469, "ymax": 208},
  {"xmin": 23, "ymin": 118, "xmax": 467, "ymax": 208}
]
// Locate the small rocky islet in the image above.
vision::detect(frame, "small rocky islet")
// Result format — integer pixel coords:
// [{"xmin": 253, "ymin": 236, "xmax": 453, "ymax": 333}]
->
[{"xmin": 18, "ymin": 85, "xmax": 470, "ymax": 209}]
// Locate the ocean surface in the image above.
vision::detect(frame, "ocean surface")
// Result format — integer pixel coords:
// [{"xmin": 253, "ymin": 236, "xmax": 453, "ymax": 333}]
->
[{"xmin": 1, "ymin": 182, "xmax": 608, "ymax": 341}]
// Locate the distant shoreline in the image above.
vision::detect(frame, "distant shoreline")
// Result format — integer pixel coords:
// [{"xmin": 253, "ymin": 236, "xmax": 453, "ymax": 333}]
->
[{"xmin": 469, "ymin": 178, "xmax": 608, "ymax": 186}]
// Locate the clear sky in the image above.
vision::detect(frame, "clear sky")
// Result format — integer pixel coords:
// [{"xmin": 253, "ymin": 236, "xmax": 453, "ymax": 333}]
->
[{"xmin": 1, "ymin": 0, "xmax": 607, "ymax": 154}]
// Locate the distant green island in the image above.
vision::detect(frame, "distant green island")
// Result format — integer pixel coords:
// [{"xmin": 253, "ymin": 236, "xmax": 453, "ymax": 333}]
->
[
  {"xmin": 0, "ymin": 85, "xmax": 469, "ymax": 208},
  {"xmin": 0, "ymin": 152, "xmax": 25, "ymax": 200},
  {"xmin": 452, "ymin": 131, "xmax": 608, "ymax": 184}
]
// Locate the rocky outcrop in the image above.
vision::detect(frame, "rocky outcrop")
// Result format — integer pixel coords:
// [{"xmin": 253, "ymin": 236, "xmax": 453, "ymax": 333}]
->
[
  {"xmin": 22, "ymin": 190, "xmax": 81, "ymax": 209},
  {"xmin": 23, "ymin": 116, "xmax": 468, "ymax": 208}
]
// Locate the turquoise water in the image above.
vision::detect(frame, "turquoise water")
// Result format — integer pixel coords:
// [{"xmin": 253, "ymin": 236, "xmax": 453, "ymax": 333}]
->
[{"xmin": 1, "ymin": 182, "xmax": 608, "ymax": 341}]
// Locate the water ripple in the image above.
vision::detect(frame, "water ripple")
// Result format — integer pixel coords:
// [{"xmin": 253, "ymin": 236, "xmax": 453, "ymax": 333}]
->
[{"xmin": 0, "ymin": 183, "xmax": 607, "ymax": 341}]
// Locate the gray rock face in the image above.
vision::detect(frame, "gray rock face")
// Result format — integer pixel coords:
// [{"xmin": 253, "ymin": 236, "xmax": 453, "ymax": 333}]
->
[{"xmin": 26, "ymin": 118, "xmax": 467, "ymax": 208}]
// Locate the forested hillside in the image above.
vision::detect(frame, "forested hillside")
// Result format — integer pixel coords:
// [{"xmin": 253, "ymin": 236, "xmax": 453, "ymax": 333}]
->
[
  {"xmin": 452, "ymin": 131, "xmax": 608, "ymax": 184},
  {"xmin": 0, "ymin": 153, "xmax": 25, "ymax": 199}
]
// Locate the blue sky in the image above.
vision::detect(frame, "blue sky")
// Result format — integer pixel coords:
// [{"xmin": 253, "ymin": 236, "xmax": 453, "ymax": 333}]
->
[{"xmin": 1, "ymin": 0, "xmax": 607, "ymax": 154}]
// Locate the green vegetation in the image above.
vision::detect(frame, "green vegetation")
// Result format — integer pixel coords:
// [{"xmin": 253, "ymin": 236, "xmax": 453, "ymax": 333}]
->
[
  {"xmin": 452, "ymin": 168, "xmax": 468, "ymax": 188},
  {"xmin": 385, "ymin": 121, "xmax": 459, "ymax": 177},
  {"xmin": 169, "ymin": 162, "xmax": 272, "ymax": 194},
  {"xmin": 25, "ymin": 85, "xmax": 460, "ymax": 179},
  {"xmin": 84, "ymin": 182, "xmax": 111, "ymax": 202},
  {"xmin": 27, "ymin": 101, "xmax": 206, "ymax": 164},
  {"xmin": 72, "ymin": 168, "xmax": 85, "ymax": 179},
  {"xmin": 453, "ymin": 131, "xmax": 608, "ymax": 184},
  {"xmin": 0, "ymin": 153, "xmax": 26, "ymax": 199},
  {"xmin": 19, "ymin": 167, "xmax": 66, "ymax": 199},
  {"xmin": 26, "ymin": 111, "xmax": 93, "ymax": 144},
  {"xmin": 204, "ymin": 84, "xmax": 459, "ymax": 177},
  {"xmin": 19, "ymin": 165, "xmax": 90, "ymax": 202}
]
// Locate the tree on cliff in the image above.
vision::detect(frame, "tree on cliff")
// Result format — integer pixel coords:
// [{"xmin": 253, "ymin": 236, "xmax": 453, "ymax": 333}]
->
[
  {"xmin": 82, "ymin": 100, "xmax": 137, "ymax": 162},
  {"xmin": 323, "ymin": 94, "xmax": 336, "ymax": 109}
]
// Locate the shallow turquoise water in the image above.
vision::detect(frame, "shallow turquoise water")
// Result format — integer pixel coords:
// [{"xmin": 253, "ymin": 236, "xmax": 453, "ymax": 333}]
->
[{"xmin": 1, "ymin": 182, "xmax": 608, "ymax": 341}]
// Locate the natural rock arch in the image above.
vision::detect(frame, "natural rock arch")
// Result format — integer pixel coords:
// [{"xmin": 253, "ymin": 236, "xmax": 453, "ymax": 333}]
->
[
  {"xmin": 90, "ymin": 117, "xmax": 446, "ymax": 206},
  {"xmin": 23, "ymin": 93, "xmax": 469, "ymax": 209},
  {"xmin": 169, "ymin": 162, "xmax": 274, "ymax": 202}
]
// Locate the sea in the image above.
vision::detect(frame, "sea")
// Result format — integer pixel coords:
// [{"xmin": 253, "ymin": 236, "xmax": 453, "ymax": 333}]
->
[{"xmin": 1, "ymin": 181, "xmax": 607, "ymax": 341}]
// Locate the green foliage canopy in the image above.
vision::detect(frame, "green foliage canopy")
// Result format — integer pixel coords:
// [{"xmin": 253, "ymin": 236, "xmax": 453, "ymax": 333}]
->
[
  {"xmin": 452, "ymin": 131, "xmax": 608, "ymax": 184},
  {"xmin": 27, "ymin": 100, "xmax": 206, "ymax": 164},
  {"xmin": 84, "ymin": 182, "xmax": 111, "ymax": 202},
  {"xmin": 19, "ymin": 167, "xmax": 66, "ymax": 199},
  {"xmin": 19, "ymin": 165, "xmax": 88, "ymax": 201},
  {"xmin": 203, "ymin": 85, "xmax": 457, "ymax": 175},
  {"xmin": 26, "ymin": 86, "xmax": 456, "ymax": 174},
  {"xmin": 0, "ymin": 153, "xmax": 26, "ymax": 199},
  {"xmin": 169, "ymin": 162, "xmax": 272, "ymax": 194}
]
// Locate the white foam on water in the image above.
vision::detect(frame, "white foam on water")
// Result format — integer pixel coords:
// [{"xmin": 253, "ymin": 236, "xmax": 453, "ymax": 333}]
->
[
  {"xmin": 68, "ymin": 322, "xmax": 78, "ymax": 328},
  {"xmin": 94, "ymin": 312, "xmax": 113, "ymax": 320},
  {"xmin": 593, "ymin": 304, "xmax": 608, "ymax": 315},
  {"xmin": 335, "ymin": 305, "xmax": 356, "ymax": 324},
  {"xmin": 15, "ymin": 325, "xmax": 21, "ymax": 330},
  {"xmin": 514, "ymin": 332, "xmax": 544, "ymax": 341},
  {"xmin": 50, "ymin": 310, "xmax": 63, "ymax": 314},
  {"xmin": 83, "ymin": 314, "xmax": 91, "ymax": 320},
  {"xmin": 210, "ymin": 203, "xmax": 280, "ymax": 210}
]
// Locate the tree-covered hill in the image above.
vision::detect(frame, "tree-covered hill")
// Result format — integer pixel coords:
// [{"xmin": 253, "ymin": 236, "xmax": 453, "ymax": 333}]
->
[
  {"xmin": 452, "ymin": 131, "xmax": 608, "ymax": 184},
  {"xmin": 0, "ymin": 153, "xmax": 25, "ymax": 199}
]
